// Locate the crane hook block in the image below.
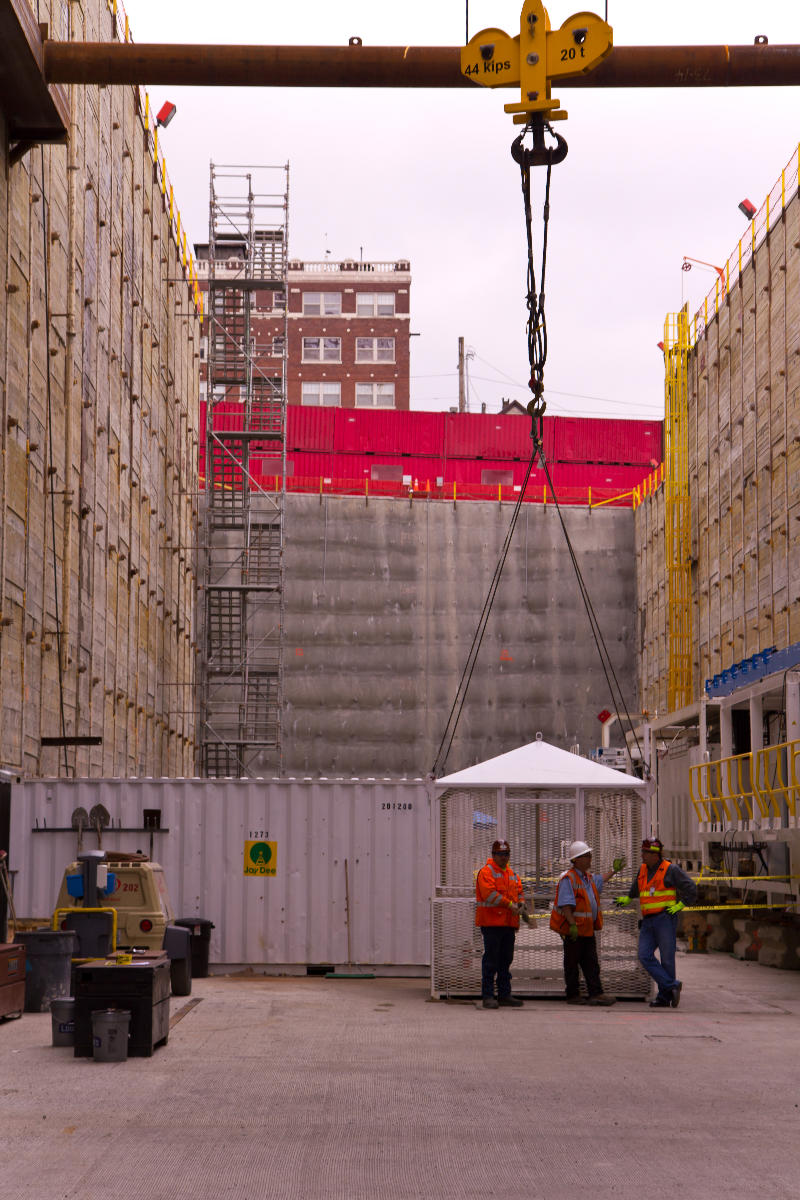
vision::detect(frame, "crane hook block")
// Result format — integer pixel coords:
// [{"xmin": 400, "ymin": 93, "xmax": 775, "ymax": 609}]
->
[{"xmin": 461, "ymin": 0, "xmax": 612, "ymax": 124}]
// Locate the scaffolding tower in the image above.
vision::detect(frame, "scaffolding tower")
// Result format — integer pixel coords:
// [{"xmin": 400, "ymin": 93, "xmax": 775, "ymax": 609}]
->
[{"xmin": 200, "ymin": 163, "xmax": 289, "ymax": 777}]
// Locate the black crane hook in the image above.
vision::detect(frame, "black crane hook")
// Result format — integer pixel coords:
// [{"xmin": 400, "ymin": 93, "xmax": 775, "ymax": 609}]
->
[{"xmin": 511, "ymin": 117, "xmax": 568, "ymax": 169}]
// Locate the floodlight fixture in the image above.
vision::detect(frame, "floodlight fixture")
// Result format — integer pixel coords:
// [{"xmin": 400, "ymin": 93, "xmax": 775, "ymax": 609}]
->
[{"xmin": 156, "ymin": 101, "xmax": 177, "ymax": 128}]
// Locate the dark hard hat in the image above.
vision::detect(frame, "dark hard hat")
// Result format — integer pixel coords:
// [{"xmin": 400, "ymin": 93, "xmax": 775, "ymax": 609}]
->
[
  {"xmin": 642, "ymin": 838, "xmax": 664, "ymax": 853},
  {"xmin": 492, "ymin": 840, "xmax": 510, "ymax": 854}
]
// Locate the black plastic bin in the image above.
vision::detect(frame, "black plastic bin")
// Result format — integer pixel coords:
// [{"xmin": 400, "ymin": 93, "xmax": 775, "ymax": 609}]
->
[{"xmin": 175, "ymin": 918, "xmax": 215, "ymax": 978}]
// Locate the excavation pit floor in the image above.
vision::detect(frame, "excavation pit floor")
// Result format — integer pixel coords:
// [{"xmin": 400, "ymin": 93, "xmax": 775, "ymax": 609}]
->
[{"xmin": 2, "ymin": 949, "xmax": 799, "ymax": 1199}]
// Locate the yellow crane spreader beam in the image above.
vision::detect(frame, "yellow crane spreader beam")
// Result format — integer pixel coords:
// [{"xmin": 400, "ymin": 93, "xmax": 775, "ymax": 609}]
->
[{"xmin": 42, "ymin": 40, "xmax": 800, "ymax": 90}]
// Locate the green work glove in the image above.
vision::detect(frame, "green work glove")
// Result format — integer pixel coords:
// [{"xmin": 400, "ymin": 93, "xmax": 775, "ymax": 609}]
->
[
  {"xmin": 613, "ymin": 895, "xmax": 632, "ymax": 908},
  {"xmin": 567, "ymin": 923, "xmax": 579, "ymax": 941},
  {"xmin": 612, "ymin": 856, "xmax": 626, "ymax": 873},
  {"xmin": 666, "ymin": 901, "xmax": 685, "ymax": 915}
]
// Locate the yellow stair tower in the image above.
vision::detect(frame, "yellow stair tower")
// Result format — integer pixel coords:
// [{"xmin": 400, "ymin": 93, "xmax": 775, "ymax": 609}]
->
[{"xmin": 663, "ymin": 307, "xmax": 693, "ymax": 711}]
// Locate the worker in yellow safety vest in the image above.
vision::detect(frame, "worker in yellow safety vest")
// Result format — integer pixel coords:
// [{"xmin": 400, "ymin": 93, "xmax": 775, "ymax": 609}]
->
[
  {"xmin": 475, "ymin": 839, "xmax": 525, "ymax": 1010},
  {"xmin": 614, "ymin": 837, "xmax": 698, "ymax": 1008},
  {"xmin": 550, "ymin": 841, "xmax": 625, "ymax": 1006}
]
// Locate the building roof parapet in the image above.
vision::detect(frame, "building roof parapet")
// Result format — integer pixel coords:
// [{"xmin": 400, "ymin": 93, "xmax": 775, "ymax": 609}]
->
[{"xmin": 289, "ymin": 259, "xmax": 410, "ymax": 276}]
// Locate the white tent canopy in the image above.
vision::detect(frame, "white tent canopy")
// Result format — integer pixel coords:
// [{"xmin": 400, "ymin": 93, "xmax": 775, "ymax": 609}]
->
[{"xmin": 436, "ymin": 733, "xmax": 646, "ymax": 791}]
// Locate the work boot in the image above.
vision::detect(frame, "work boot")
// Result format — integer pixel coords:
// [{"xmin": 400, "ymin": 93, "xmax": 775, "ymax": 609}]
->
[
  {"xmin": 671, "ymin": 982, "xmax": 683, "ymax": 1008},
  {"xmin": 566, "ymin": 996, "xmax": 589, "ymax": 1005},
  {"xmin": 497, "ymin": 996, "xmax": 523, "ymax": 1007},
  {"xmin": 649, "ymin": 996, "xmax": 671, "ymax": 1008},
  {"xmin": 588, "ymin": 993, "xmax": 616, "ymax": 1006},
  {"xmin": 482, "ymin": 997, "xmax": 499, "ymax": 1009}
]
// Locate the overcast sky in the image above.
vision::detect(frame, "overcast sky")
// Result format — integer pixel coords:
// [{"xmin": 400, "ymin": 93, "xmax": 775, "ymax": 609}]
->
[{"xmin": 120, "ymin": 1, "xmax": 800, "ymax": 419}]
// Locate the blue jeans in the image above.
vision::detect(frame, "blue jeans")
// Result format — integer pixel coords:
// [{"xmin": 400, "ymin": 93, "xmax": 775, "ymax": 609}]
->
[
  {"xmin": 638, "ymin": 911, "xmax": 679, "ymax": 999},
  {"xmin": 480, "ymin": 926, "xmax": 516, "ymax": 999}
]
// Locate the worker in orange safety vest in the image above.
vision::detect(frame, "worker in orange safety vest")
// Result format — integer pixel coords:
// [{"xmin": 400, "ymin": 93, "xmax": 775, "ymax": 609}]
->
[
  {"xmin": 550, "ymin": 841, "xmax": 626, "ymax": 1005},
  {"xmin": 475, "ymin": 839, "xmax": 525, "ymax": 1009},
  {"xmin": 614, "ymin": 837, "xmax": 697, "ymax": 1008}
]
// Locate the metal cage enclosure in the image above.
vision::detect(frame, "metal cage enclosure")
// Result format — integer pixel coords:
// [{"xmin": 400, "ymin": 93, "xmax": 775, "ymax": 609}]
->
[{"xmin": 432, "ymin": 777, "xmax": 651, "ymax": 999}]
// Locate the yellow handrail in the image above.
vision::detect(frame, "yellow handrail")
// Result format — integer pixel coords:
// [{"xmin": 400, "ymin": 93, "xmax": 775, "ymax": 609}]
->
[
  {"xmin": 689, "ymin": 744, "xmax": 800, "ymax": 826},
  {"xmin": 689, "ymin": 760, "xmax": 730, "ymax": 823},
  {"xmin": 753, "ymin": 740, "xmax": 800, "ymax": 819},
  {"xmin": 718, "ymin": 752, "xmax": 755, "ymax": 821}
]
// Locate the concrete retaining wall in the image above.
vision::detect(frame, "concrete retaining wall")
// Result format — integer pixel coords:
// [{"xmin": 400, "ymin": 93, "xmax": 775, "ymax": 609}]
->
[{"xmin": 275, "ymin": 492, "xmax": 638, "ymax": 776}]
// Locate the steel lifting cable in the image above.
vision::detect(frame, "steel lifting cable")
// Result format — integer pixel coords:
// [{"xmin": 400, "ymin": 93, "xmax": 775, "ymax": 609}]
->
[
  {"xmin": 433, "ymin": 118, "xmax": 644, "ymax": 778},
  {"xmin": 431, "ymin": 444, "xmax": 539, "ymax": 778},
  {"xmin": 514, "ymin": 118, "xmax": 646, "ymax": 776},
  {"xmin": 431, "ymin": 119, "xmax": 562, "ymax": 779},
  {"xmin": 539, "ymin": 451, "xmax": 646, "ymax": 771}
]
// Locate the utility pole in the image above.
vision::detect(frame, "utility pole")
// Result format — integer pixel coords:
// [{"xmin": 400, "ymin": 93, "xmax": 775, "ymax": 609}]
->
[{"xmin": 458, "ymin": 337, "xmax": 466, "ymax": 413}]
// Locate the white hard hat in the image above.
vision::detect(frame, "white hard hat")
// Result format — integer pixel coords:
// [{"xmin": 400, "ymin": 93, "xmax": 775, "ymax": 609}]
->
[{"xmin": 568, "ymin": 841, "xmax": 593, "ymax": 860}]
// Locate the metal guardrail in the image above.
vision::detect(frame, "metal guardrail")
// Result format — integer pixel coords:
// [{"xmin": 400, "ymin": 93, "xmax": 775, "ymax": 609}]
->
[
  {"xmin": 690, "ymin": 142, "xmax": 800, "ymax": 344},
  {"xmin": 199, "ymin": 472, "xmax": 641, "ymax": 507},
  {"xmin": 689, "ymin": 740, "xmax": 800, "ymax": 827},
  {"xmin": 102, "ymin": 0, "xmax": 203, "ymax": 316}
]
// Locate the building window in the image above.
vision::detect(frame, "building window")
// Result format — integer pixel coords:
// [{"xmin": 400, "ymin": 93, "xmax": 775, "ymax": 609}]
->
[
  {"xmin": 356, "ymin": 292, "xmax": 395, "ymax": 317},
  {"xmin": 355, "ymin": 383, "xmax": 395, "ymax": 408},
  {"xmin": 355, "ymin": 337, "xmax": 395, "ymax": 363},
  {"xmin": 271, "ymin": 335, "xmax": 286, "ymax": 357},
  {"xmin": 273, "ymin": 292, "xmax": 286, "ymax": 311},
  {"xmin": 303, "ymin": 292, "xmax": 342, "ymax": 316},
  {"xmin": 302, "ymin": 337, "xmax": 341, "ymax": 362},
  {"xmin": 302, "ymin": 382, "xmax": 341, "ymax": 407}
]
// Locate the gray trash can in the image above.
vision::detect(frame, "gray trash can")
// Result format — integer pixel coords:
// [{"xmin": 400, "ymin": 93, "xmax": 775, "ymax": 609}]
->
[
  {"xmin": 50, "ymin": 997, "xmax": 76, "ymax": 1046},
  {"xmin": 92, "ymin": 1008, "xmax": 131, "ymax": 1062},
  {"xmin": 18, "ymin": 930, "xmax": 78, "ymax": 1013}
]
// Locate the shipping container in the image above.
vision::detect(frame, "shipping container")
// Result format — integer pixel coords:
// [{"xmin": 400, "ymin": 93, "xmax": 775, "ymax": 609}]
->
[
  {"xmin": 444, "ymin": 412, "xmax": 533, "ymax": 460},
  {"xmin": 286, "ymin": 406, "xmax": 337, "ymax": 451},
  {"xmin": 201, "ymin": 407, "xmax": 663, "ymax": 501},
  {"xmin": 333, "ymin": 409, "xmax": 446, "ymax": 456},
  {"xmin": 554, "ymin": 417, "xmax": 662, "ymax": 465},
  {"xmin": 10, "ymin": 778, "xmax": 431, "ymax": 970}
]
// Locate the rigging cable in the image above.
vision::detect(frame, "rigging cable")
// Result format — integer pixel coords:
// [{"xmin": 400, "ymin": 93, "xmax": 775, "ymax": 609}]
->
[
  {"xmin": 433, "ymin": 116, "xmax": 647, "ymax": 779},
  {"xmin": 538, "ymin": 450, "xmax": 645, "ymax": 771},
  {"xmin": 39, "ymin": 139, "xmax": 70, "ymax": 777},
  {"xmin": 431, "ymin": 442, "xmax": 539, "ymax": 778},
  {"xmin": 431, "ymin": 118, "xmax": 560, "ymax": 779}
]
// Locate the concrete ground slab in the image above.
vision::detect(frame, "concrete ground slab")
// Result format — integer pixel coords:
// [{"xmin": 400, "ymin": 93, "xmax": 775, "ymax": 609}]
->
[{"xmin": 2, "ymin": 949, "xmax": 799, "ymax": 1199}]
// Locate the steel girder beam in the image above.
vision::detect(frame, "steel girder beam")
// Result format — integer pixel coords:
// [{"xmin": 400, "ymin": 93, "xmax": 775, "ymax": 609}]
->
[{"xmin": 42, "ymin": 41, "xmax": 800, "ymax": 90}]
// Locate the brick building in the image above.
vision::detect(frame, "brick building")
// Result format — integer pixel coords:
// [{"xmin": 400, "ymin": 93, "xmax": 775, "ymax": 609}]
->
[{"xmin": 195, "ymin": 250, "xmax": 411, "ymax": 411}]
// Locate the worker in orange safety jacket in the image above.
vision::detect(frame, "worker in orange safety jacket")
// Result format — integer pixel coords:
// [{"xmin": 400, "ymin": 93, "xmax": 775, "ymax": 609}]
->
[
  {"xmin": 550, "ymin": 841, "xmax": 625, "ymax": 1005},
  {"xmin": 614, "ymin": 837, "xmax": 697, "ymax": 1008},
  {"xmin": 475, "ymin": 839, "xmax": 525, "ymax": 1009}
]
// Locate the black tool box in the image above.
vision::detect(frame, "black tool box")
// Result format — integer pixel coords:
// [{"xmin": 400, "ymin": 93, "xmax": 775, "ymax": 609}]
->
[{"xmin": 73, "ymin": 954, "xmax": 170, "ymax": 1057}]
